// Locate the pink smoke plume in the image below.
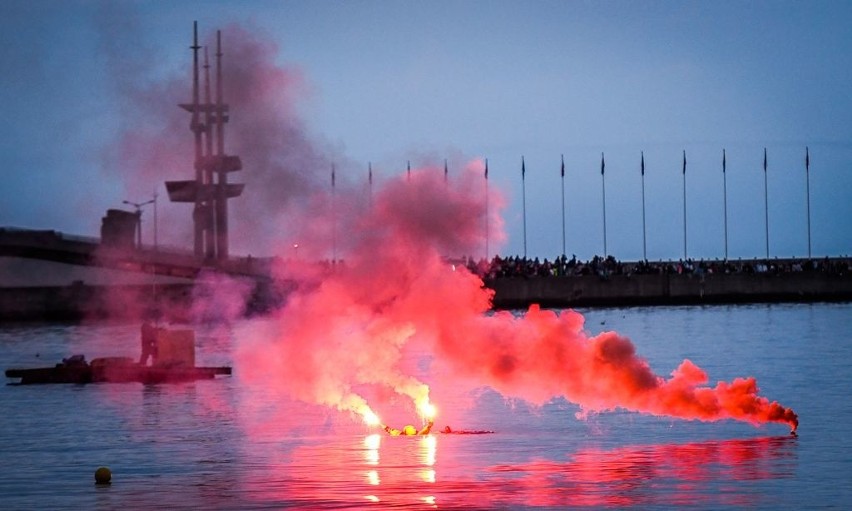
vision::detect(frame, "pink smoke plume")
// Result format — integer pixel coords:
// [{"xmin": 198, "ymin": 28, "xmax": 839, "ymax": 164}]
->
[
  {"xmin": 430, "ymin": 305, "xmax": 797, "ymax": 431},
  {"xmin": 241, "ymin": 162, "xmax": 797, "ymax": 433},
  {"xmin": 239, "ymin": 163, "xmax": 502, "ymax": 425},
  {"xmin": 98, "ymin": 19, "xmax": 797, "ymax": 433}
]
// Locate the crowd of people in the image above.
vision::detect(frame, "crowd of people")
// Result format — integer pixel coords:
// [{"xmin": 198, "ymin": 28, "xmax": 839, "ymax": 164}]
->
[{"xmin": 465, "ymin": 254, "xmax": 852, "ymax": 280}]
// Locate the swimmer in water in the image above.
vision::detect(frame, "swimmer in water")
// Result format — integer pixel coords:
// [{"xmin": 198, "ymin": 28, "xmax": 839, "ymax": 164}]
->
[
  {"xmin": 441, "ymin": 425, "xmax": 494, "ymax": 435},
  {"xmin": 382, "ymin": 419, "xmax": 434, "ymax": 436}
]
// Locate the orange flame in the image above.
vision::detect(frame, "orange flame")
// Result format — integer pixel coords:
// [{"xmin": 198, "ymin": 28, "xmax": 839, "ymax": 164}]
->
[{"xmin": 418, "ymin": 401, "xmax": 437, "ymax": 421}]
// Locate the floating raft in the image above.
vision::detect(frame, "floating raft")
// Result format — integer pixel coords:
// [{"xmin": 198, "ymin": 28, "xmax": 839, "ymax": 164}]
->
[
  {"xmin": 5, "ymin": 356, "xmax": 231, "ymax": 385},
  {"xmin": 5, "ymin": 328, "xmax": 231, "ymax": 385}
]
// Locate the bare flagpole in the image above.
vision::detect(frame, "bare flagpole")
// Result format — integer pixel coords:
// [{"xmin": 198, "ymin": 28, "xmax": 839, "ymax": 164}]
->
[
  {"xmin": 682, "ymin": 150, "xmax": 687, "ymax": 260},
  {"xmin": 521, "ymin": 156, "xmax": 527, "ymax": 258},
  {"xmin": 805, "ymin": 146, "xmax": 812, "ymax": 258},
  {"xmin": 601, "ymin": 152, "xmax": 607, "ymax": 258},
  {"xmin": 560, "ymin": 154, "xmax": 566, "ymax": 258},
  {"xmin": 485, "ymin": 158, "xmax": 489, "ymax": 262},
  {"xmin": 723, "ymin": 149, "xmax": 728, "ymax": 260},
  {"xmin": 331, "ymin": 163, "xmax": 337, "ymax": 265},
  {"xmin": 641, "ymin": 151, "xmax": 647, "ymax": 261},
  {"xmin": 368, "ymin": 161, "xmax": 373, "ymax": 210},
  {"xmin": 763, "ymin": 147, "xmax": 769, "ymax": 259}
]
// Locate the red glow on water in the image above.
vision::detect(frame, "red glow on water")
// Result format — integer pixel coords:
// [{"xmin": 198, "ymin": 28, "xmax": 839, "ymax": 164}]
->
[
  {"xmin": 237, "ymin": 432, "xmax": 795, "ymax": 509},
  {"xmin": 481, "ymin": 435, "xmax": 796, "ymax": 508}
]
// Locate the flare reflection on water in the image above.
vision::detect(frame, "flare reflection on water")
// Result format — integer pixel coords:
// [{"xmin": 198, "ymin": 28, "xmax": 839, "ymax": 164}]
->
[
  {"xmin": 485, "ymin": 435, "xmax": 797, "ymax": 508},
  {"xmin": 234, "ymin": 428, "xmax": 795, "ymax": 509}
]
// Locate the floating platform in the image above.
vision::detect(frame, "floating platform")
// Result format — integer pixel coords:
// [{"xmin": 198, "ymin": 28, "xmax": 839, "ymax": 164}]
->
[
  {"xmin": 5, "ymin": 327, "xmax": 231, "ymax": 385},
  {"xmin": 5, "ymin": 355, "xmax": 231, "ymax": 385}
]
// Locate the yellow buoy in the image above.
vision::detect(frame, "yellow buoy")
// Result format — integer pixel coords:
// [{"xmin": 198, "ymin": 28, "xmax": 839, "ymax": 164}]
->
[{"xmin": 94, "ymin": 466, "xmax": 111, "ymax": 484}]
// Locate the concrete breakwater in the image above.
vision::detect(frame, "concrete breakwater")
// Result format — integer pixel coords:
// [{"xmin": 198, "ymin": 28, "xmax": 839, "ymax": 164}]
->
[
  {"xmin": 487, "ymin": 271, "xmax": 852, "ymax": 309},
  {"xmin": 2, "ymin": 271, "xmax": 851, "ymax": 322},
  {"xmin": 0, "ymin": 284, "xmax": 196, "ymax": 322},
  {"xmin": 3, "ymin": 228, "xmax": 850, "ymax": 318}
]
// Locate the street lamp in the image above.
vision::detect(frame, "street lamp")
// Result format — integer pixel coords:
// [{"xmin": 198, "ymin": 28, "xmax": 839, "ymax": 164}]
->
[{"xmin": 123, "ymin": 196, "xmax": 156, "ymax": 249}]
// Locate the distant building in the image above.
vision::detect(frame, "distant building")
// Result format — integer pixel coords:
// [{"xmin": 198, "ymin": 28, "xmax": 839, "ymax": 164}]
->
[{"xmin": 101, "ymin": 209, "xmax": 139, "ymax": 249}]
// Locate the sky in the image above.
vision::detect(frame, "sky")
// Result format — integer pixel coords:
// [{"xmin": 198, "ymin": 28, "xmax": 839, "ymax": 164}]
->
[{"xmin": 1, "ymin": 0, "xmax": 851, "ymax": 262}]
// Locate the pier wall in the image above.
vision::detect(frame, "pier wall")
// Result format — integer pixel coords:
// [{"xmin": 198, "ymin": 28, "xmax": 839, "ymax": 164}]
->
[
  {"xmin": 487, "ymin": 272, "xmax": 852, "ymax": 309},
  {"xmin": 0, "ymin": 284, "xmax": 196, "ymax": 322},
  {"xmin": 2, "ymin": 271, "xmax": 850, "ymax": 322},
  {"xmin": 0, "ymin": 278, "xmax": 288, "ymax": 322}
]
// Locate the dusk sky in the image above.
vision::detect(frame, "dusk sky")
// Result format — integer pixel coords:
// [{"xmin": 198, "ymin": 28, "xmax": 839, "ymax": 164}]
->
[{"xmin": 2, "ymin": 0, "xmax": 850, "ymax": 261}]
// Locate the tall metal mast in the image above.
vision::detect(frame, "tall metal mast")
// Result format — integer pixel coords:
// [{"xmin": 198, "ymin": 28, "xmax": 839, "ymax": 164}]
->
[
  {"xmin": 191, "ymin": 21, "xmax": 204, "ymax": 258},
  {"xmin": 203, "ymin": 46, "xmax": 215, "ymax": 260},
  {"xmin": 167, "ymin": 22, "xmax": 244, "ymax": 263},
  {"xmin": 214, "ymin": 30, "xmax": 231, "ymax": 260}
]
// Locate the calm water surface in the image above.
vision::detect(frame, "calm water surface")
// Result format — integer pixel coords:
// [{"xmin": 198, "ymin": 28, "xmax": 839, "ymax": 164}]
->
[{"xmin": 1, "ymin": 303, "xmax": 850, "ymax": 509}]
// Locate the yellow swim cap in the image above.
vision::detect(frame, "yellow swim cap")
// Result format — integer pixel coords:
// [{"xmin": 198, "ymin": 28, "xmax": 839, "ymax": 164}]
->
[{"xmin": 403, "ymin": 425, "xmax": 417, "ymax": 435}]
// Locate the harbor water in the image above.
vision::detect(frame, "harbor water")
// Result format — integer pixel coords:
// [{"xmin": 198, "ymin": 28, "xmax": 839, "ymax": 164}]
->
[{"xmin": 1, "ymin": 303, "xmax": 850, "ymax": 509}]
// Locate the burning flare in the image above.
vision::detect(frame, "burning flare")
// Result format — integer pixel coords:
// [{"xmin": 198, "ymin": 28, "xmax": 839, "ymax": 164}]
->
[
  {"xmin": 360, "ymin": 407, "xmax": 381, "ymax": 427},
  {"xmin": 418, "ymin": 401, "xmax": 437, "ymax": 421}
]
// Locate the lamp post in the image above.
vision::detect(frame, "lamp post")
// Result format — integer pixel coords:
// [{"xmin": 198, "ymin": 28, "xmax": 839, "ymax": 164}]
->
[{"xmin": 123, "ymin": 197, "xmax": 155, "ymax": 249}]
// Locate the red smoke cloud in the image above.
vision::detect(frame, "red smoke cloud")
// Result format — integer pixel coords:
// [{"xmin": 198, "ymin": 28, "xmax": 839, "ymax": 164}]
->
[
  {"xmin": 99, "ymin": 19, "xmax": 796, "ymax": 433},
  {"xmin": 240, "ymin": 162, "xmax": 797, "ymax": 433},
  {"xmin": 430, "ymin": 306, "xmax": 797, "ymax": 431},
  {"xmin": 239, "ymin": 163, "xmax": 501, "ymax": 425}
]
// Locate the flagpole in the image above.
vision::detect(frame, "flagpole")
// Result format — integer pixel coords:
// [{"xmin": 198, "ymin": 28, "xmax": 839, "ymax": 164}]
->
[
  {"xmin": 331, "ymin": 163, "xmax": 337, "ymax": 265},
  {"xmin": 641, "ymin": 151, "xmax": 646, "ymax": 261},
  {"xmin": 601, "ymin": 152, "xmax": 607, "ymax": 258},
  {"xmin": 521, "ymin": 156, "xmax": 527, "ymax": 258},
  {"xmin": 723, "ymin": 149, "xmax": 728, "ymax": 260},
  {"xmin": 763, "ymin": 147, "xmax": 769, "ymax": 259},
  {"xmin": 560, "ymin": 154, "xmax": 566, "ymax": 258},
  {"xmin": 682, "ymin": 150, "xmax": 687, "ymax": 261},
  {"xmin": 485, "ymin": 158, "xmax": 489, "ymax": 262},
  {"xmin": 805, "ymin": 146, "xmax": 811, "ymax": 258},
  {"xmin": 368, "ymin": 161, "xmax": 373, "ymax": 210}
]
